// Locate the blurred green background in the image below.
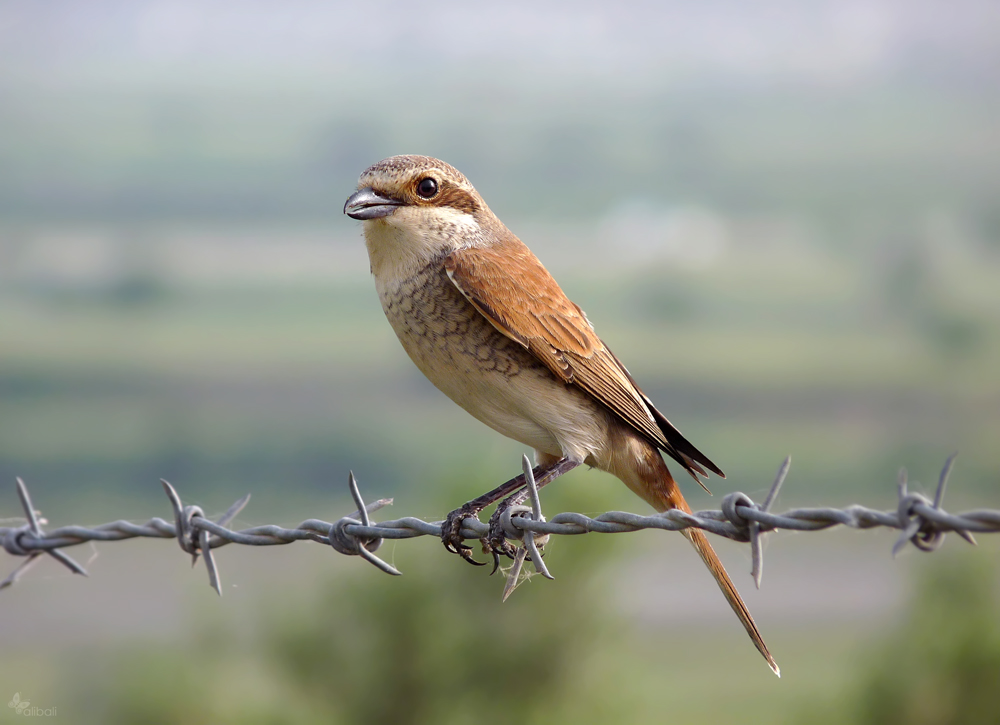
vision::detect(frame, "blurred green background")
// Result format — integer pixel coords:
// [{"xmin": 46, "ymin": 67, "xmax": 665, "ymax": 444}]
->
[{"xmin": 2, "ymin": 1, "xmax": 999, "ymax": 722}]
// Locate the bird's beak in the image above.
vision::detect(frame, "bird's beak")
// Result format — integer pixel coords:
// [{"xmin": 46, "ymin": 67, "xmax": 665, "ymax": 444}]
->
[{"xmin": 344, "ymin": 187, "xmax": 404, "ymax": 220}]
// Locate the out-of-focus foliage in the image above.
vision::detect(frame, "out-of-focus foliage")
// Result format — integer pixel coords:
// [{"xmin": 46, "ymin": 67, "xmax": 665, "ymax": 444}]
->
[
  {"xmin": 80, "ymin": 542, "xmax": 1000, "ymax": 725},
  {"xmin": 855, "ymin": 555, "xmax": 1000, "ymax": 725},
  {"xmin": 92, "ymin": 537, "xmax": 632, "ymax": 725},
  {"xmin": 796, "ymin": 552, "xmax": 1000, "ymax": 725}
]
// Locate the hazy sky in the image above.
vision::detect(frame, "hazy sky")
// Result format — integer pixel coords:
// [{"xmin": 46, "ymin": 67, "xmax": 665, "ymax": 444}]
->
[{"xmin": 2, "ymin": 0, "xmax": 998, "ymax": 85}]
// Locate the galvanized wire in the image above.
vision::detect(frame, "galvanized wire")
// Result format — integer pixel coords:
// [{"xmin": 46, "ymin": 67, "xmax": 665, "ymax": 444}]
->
[{"xmin": 1, "ymin": 454, "xmax": 993, "ymax": 595}]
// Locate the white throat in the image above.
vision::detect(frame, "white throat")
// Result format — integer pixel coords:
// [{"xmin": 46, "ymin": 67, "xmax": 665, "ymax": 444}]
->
[{"xmin": 363, "ymin": 206, "xmax": 480, "ymax": 287}]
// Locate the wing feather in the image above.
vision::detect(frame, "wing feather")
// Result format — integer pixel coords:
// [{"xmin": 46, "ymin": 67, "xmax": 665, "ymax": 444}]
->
[{"xmin": 444, "ymin": 241, "xmax": 723, "ymax": 482}]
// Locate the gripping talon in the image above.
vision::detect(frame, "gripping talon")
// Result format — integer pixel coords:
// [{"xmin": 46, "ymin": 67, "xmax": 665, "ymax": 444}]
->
[
  {"xmin": 486, "ymin": 490, "xmax": 529, "ymax": 558},
  {"xmin": 458, "ymin": 546, "xmax": 487, "ymax": 567},
  {"xmin": 488, "ymin": 537, "xmax": 521, "ymax": 574},
  {"xmin": 441, "ymin": 505, "xmax": 488, "ymax": 565},
  {"xmin": 440, "ymin": 458, "xmax": 576, "ymax": 571}
]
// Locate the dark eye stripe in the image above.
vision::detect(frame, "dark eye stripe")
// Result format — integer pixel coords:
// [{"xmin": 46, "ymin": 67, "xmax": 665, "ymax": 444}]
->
[{"xmin": 435, "ymin": 187, "xmax": 479, "ymax": 215}]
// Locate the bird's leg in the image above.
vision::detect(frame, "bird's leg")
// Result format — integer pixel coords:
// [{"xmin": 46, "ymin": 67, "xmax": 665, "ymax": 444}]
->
[
  {"xmin": 486, "ymin": 458, "xmax": 580, "ymax": 570},
  {"xmin": 440, "ymin": 458, "xmax": 577, "ymax": 566},
  {"xmin": 441, "ymin": 468, "xmax": 537, "ymax": 565}
]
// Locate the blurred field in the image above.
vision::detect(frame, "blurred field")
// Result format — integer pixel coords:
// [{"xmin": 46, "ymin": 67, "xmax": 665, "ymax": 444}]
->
[
  {"xmin": 2, "ymin": 1, "xmax": 1000, "ymax": 723},
  {"xmin": 2, "ymin": 217, "xmax": 997, "ymax": 515}
]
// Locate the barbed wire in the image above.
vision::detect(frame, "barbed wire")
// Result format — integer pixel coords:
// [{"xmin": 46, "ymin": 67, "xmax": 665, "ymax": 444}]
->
[{"xmin": 2, "ymin": 454, "xmax": 996, "ymax": 598}]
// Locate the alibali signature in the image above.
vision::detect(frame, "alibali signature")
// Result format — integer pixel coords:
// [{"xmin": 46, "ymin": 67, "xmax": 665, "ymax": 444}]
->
[{"xmin": 8, "ymin": 693, "xmax": 57, "ymax": 717}]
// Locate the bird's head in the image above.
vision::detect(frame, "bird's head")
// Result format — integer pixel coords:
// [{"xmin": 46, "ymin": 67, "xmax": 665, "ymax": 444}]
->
[
  {"xmin": 344, "ymin": 155, "xmax": 483, "ymax": 222},
  {"xmin": 344, "ymin": 155, "xmax": 499, "ymax": 280}
]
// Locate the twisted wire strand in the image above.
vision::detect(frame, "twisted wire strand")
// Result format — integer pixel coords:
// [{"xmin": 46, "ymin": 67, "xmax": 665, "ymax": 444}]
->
[{"xmin": 1, "ymin": 454, "xmax": 992, "ymax": 594}]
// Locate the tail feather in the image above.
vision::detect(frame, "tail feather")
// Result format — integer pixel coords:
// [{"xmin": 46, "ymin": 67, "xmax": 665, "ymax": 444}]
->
[
  {"xmin": 683, "ymin": 527, "xmax": 780, "ymax": 677},
  {"xmin": 611, "ymin": 358, "xmax": 725, "ymax": 484},
  {"xmin": 647, "ymin": 401, "xmax": 725, "ymax": 482},
  {"xmin": 635, "ymin": 449, "xmax": 778, "ymax": 676}
]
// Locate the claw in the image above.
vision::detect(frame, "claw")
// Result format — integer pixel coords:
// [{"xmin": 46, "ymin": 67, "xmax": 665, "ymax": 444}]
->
[
  {"xmin": 486, "ymin": 523, "xmax": 519, "ymax": 575},
  {"xmin": 458, "ymin": 547, "xmax": 487, "ymax": 567},
  {"xmin": 485, "ymin": 491, "xmax": 527, "ymax": 559},
  {"xmin": 494, "ymin": 538, "xmax": 518, "ymax": 560},
  {"xmin": 490, "ymin": 548, "xmax": 502, "ymax": 575},
  {"xmin": 441, "ymin": 506, "xmax": 488, "ymax": 565}
]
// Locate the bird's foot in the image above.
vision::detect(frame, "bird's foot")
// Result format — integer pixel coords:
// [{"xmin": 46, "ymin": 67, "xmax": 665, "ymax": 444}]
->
[
  {"xmin": 486, "ymin": 490, "xmax": 530, "ymax": 574},
  {"xmin": 440, "ymin": 504, "xmax": 488, "ymax": 566}
]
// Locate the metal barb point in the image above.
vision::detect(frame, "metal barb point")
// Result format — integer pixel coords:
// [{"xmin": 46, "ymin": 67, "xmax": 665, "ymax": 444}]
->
[
  {"xmin": 0, "ymin": 554, "xmax": 42, "ymax": 591},
  {"xmin": 161, "ymin": 478, "xmax": 231, "ymax": 593},
  {"xmin": 217, "ymin": 493, "xmax": 251, "ymax": 529},
  {"xmin": 0, "ymin": 479, "xmax": 87, "ymax": 590},
  {"xmin": 751, "ymin": 457, "xmax": 792, "ymax": 589},
  {"xmin": 520, "ymin": 455, "xmax": 553, "ymax": 581},
  {"xmin": 348, "ymin": 472, "xmax": 371, "ymax": 528},
  {"xmin": 934, "ymin": 454, "xmax": 975, "ymax": 546},
  {"xmin": 162, "ymin": 478, "xmax": 204, "ymax": 564},
  {"xmin": 198, "ymin": 493, "xmax": 252, "ymax": 597},
  {"xmin": 495, "ymin": 457, "xmax": 555, "ymax": 598},
  {"xmin": 502, "ymin": 546, "xmax": 528, "ymax": 602},
  {"xmin": 763, "ymin": 456, "xmax": 791, "ymax": 512},
  {"xmin": 4, "ymin": 455, "xmax": 1000, "ymax": 607},
  {"xmin": 160, "ymin": 479, "xmax": 190, "ymax": 554},
  {"xmin": 199, "ymin": 528, "xmax": 221, "ymax": 595},
  {"xmin": 892, "ymin": 457, "xmax": 967, "ymax": 557},
  {"xmin": 522, "ymin": 455, "xmax": 544, "ymax": 523},
  {"xmin": 892, "ymin": 520, "xmax": 920, "ymax": 558},
  {"xmin": 15, "ymin": 478, "xmax": 42, "ymax": 535},
  {"xmin": 327, "ymin": 473, "xmax": 400, "ymax": 576},
  {"xmin": 934, "ymin": 454, "xmax": 956, "ymax": 508}
]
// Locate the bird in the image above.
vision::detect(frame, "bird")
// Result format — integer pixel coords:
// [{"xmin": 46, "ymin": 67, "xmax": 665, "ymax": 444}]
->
[{"xmin": 344, "ymin": 154, "xmax": 778, "ymax": 676}]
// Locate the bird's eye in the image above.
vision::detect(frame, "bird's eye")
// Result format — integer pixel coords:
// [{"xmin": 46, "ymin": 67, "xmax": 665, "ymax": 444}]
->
[{"xmin": 416, "ymin": 177, "xmax": 439, "ymax": 198}]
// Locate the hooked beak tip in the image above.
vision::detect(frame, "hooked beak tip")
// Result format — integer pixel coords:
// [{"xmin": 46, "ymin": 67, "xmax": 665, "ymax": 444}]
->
[{"xmin": 344, "ymin": 187, "xmax": 404, "ymax": 220}]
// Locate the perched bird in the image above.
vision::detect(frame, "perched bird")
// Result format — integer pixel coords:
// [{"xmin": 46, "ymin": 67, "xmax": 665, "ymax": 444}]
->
[{"xmin": 344, "ymin": 154, "xmax": 778, "ymax": 676}]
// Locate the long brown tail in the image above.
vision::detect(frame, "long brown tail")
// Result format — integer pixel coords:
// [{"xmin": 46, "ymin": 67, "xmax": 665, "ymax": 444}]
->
[
  {"xmin": 682, "ymin": 526, "xmax": 779, "ymax": 676},
  {"xmin": 637, "ymin": 451, "xmax": 779, "ymax": 676}
]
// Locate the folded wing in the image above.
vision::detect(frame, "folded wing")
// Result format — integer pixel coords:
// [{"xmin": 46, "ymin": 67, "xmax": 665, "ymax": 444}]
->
[{"xmin": 444, "ymin": 241, "xmax": 724, "ymax": 484}]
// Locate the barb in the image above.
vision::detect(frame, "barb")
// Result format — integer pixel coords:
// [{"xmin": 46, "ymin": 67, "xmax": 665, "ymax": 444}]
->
[
  {"xmin": 2, "ymin": 457, "xmax": 996, "ymax": 597},
  {"xmin": 501, "ymin": 455, "xmax": 553, "ymax": 601},
  {"xmin": 749, "ymin": 456, "xmax": 790, "ymax": 589},
  {"xmin": 1, "ymin": 478, "xmax": 88, "ymax": 590}
]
